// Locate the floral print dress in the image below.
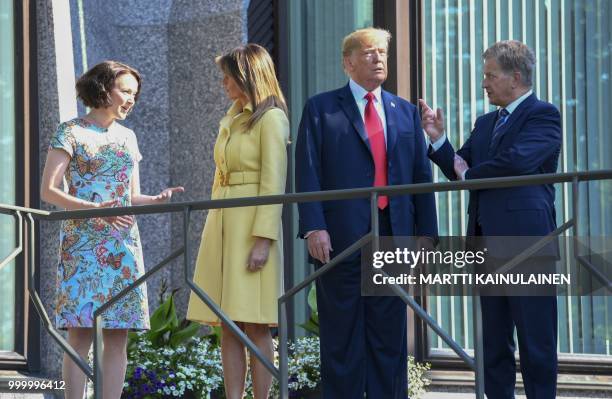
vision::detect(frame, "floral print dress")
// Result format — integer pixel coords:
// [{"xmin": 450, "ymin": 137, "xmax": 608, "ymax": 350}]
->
[{"xmin": 51, "ymin": 118, "xmax": 149, "ymax": 330}]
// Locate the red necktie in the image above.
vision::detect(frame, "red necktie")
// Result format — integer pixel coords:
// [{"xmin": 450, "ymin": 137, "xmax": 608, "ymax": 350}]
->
[{"xmin": 364, "ymin": 92, "xmax": 388, "ymax": 209}]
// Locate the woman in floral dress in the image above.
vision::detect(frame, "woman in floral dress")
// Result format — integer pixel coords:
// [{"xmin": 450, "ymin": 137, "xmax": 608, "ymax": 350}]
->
[{"xmin": 40, "ymin": 61, "xmax": 183, "ymax": 399}]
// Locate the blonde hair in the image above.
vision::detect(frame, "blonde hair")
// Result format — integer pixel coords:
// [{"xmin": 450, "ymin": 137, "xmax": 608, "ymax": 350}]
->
[
  {"xmin": 216, "ymin": 44, "xmax": 288, "ymax": 129},
  {"xmin": 342, "ymin": 27, "xmax": 392, "ymax": 57}
]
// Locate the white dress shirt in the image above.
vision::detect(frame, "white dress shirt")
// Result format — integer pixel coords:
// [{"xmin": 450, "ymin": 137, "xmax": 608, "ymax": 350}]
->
[{"xmin": 349, "ymin": 79, "xmax": 388, "ymax": 146}]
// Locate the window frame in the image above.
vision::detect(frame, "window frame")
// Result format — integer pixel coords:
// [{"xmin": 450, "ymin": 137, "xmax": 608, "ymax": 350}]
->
[{"xmin": 0, "ymin": 0, "xmax": 40, "ymax": 372}]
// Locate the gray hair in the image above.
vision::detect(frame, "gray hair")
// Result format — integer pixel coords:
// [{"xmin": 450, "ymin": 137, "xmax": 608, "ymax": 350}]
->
[{"xmin": 483, "ymin": 40, "xmax": 536, "ymax": 87}]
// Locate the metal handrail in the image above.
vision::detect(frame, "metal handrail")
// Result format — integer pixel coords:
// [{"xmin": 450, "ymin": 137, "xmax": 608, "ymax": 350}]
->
[
  {"xmin": 0, "ymin": 169, "xmax": 610, "ymax": 399},
  {"xmin": 0, "ymin": 211, "xmax": 23, "ymax": 270},
  {"xmin": 1, "ymin": 170, "xmax": 606, "ymax": 221}
]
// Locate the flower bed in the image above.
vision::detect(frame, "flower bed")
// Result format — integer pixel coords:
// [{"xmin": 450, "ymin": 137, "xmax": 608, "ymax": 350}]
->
[
  {"xmin": 122, "ymin": 334, "xmax": 222, "ymax": 398},
  {"xmin": 119, "ymin": 286, "xmax": 430, "ymax": 398}
]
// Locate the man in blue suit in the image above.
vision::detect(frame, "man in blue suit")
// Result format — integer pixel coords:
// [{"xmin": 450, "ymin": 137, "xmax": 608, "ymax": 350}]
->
[
  {"xmin": 421, "ymin": 40, "xmax": 561, "ymax": 398},
  {"xmin": 295, "ymin": 28, "xmax": 438, "ymax": 398}
]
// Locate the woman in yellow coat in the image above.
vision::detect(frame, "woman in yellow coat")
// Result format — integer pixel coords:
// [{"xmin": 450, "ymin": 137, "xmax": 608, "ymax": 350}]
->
[{"xmin": 187, "ymin": 44, "xmax": 289, "ymax": 399}]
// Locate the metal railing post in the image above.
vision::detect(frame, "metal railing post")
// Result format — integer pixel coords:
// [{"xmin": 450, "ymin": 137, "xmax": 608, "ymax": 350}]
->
[
  {"xmin": 472, "ymin": 287, "xmax": 485, "ymax": 398},
  {"xmin": 572, "ymin": 177, "xmax": 579, "ymax": 237},
  {"xmin": 279, "ymin": 297, "xmax": 289, "ymax": 398},
  {"xmin": 371, "ymin": 192, "xmax": 379, "ymax": 249},
  {"xmin": 93, "ymin": 315, "xmax": 103, "ymax": 399},
  {"xmin": 183, "ymin": 205, "xmax": 191, "ymax": 286},
  {"xmin": 572, "ymin": 177, "xmax": 580, "ymax": 267},
  {"xmin": 568, "ymin": 179, "xmax": 611, "ymax": 290}
]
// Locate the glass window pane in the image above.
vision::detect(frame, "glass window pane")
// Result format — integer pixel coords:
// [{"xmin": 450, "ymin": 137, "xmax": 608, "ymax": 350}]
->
[
  {"xmin": 0, "ymin": 0, "xmax": 16, "ymax": 352},
  {"xmin": 287, "ymin": 0, "xmax": 373, "ymax": 336}
]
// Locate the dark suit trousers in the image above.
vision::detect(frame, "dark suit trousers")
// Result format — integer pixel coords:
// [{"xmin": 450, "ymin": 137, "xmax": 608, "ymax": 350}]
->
[
  {"xmin": 481, "ymin": 294, "xmax": 557, "ymax": 399},
  {"xmin": 478, "ymin": 239, "xmax": 558, "ymax": 399},
  {"xmin": 316, "ymin": 208, "xmax": 408, "ymax": 399}
]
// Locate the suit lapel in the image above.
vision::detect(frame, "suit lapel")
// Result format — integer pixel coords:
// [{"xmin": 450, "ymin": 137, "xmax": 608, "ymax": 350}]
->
[
  {"xmin": 479, "ymin": 112, "xmax": 498, "ymax": 160},
  {"xmin": 489, "ymin": 93, "xmax": 537, "ymax": 153},
  {"xmin": 382, "ymin": 90, "xmax": 398, "ymax": 154},
  {"xmin": 338, "ymin": 84, "xmax": 371, "ymax": 152}
]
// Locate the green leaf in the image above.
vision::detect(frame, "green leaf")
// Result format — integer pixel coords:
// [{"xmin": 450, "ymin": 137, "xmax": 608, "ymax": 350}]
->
[
  {"xmin": 166, "ymin": 294, "xmax": 179, "ymax": 329},
  {"xmin": 127, "ymin": 331, "xmax": 139, "ymax": 341},
  {"xmin": 127, "ymin": 331, "xmax": 140, "ymax": 351},
  {"xmin": 307, "ymin": 285, "xmax": 317, "ymax": 313},
  {"xmin": 210, "ymin": 325, "xmax": 223, "ymax": 346},
  {"xmin": 149, "ymin": 293, "xmax": 174, "ymax": 331},
  {"xmin": 145, "ymin": 294, "xmax": 180, "ymax": 347},
  {"xmin": 169, "ymin": 321, "xmax": 200, "ymax": 347},
  {"xmin": 299, "ymin": 319, "xmax": 319, "ymax": 336},
  {"xmin": 145, "ymin": 324, "xmax": 171, "ymax": 347}
]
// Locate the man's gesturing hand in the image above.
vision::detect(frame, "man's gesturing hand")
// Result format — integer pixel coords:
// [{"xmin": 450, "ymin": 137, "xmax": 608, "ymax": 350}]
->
[{"xmin": 418, "ymin": 99, "xmax": 445, "ymax": 143}]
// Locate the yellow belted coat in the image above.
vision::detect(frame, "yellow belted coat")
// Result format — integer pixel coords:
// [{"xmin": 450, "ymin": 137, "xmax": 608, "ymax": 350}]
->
[{"xmin": 187, "ymin": 101, "xmax": 289, "ymax": 325}]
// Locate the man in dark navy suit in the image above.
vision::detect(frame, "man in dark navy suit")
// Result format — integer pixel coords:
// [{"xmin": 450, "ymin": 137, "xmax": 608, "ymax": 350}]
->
[
  {"xmin": 421, "ymin": 40, "xmax": 561, "ymax": 399},
  {"xmin": 295, "ymin": 28, "xmax": 438, "ymax": 398}
]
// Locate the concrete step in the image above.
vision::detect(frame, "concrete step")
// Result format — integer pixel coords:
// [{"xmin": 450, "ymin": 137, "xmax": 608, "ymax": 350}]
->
[
  {"xmin": 423, "ymin": 392, "xmax": 612, "ymax": 399},
  {"xmin": 423, "ymin": 370, "xmax": 612, "ymax": 399}
]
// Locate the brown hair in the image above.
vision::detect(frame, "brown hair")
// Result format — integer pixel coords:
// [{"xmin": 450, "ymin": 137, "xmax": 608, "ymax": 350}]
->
[
  {"xmin": 75, "ymin": 60, "xmax": 142, "ymax": 108},
  {"xmin": 216, "ymin": 44, "xmax": 288, "ymax": 129}
]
